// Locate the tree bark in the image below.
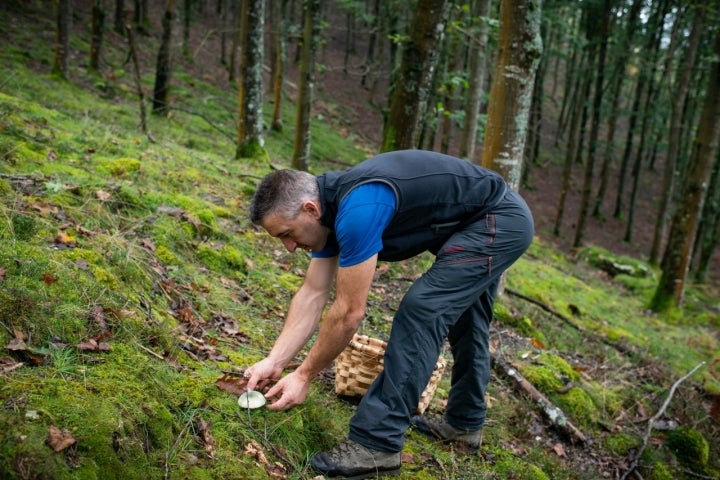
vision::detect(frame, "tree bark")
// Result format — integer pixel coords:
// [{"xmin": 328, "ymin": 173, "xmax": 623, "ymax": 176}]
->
[
  {"xmin": 649, "ymin": 4, "xmax": 703, "ymax": 264},
  {"xmin": 236, "ymin": 0, "xmax": 266, "ymax": 159},
  {"xmin": 153, "ymin": 0, "xmax": 176, "ymax": 116},
  {"xmin": 381, "ymin": 0, "xmax": 450, "ymax": 152},
  {"xmin": 481, "ymin": 0, "xmax": 543, "ymax": 191},
  {"xmin": 52, "ymin": 0, "xmax": 71, "ymax": 79},
  {"xmin": 652, "ymin": 28, "xmax": 720, "ymax": 311},
  {"xmin": 270, "ymin": 0, "xmax": 288, "ymax": 132},
  {"xmin": 459, "ymin": 0, "xmax": 491, "ymax": 162},
  {"xmin": 292, "ymin": 0, "xmax": 322, "ymax": 170},
  {"xmin": 90, "ymin": 0, "xmax": 105, "ymax": 73}
]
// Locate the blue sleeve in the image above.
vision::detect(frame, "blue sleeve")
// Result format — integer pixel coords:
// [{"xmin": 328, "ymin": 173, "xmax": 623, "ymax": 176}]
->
[{"xmin": 312, "ymin": 183, "xmax": 396, "ymax": 267}]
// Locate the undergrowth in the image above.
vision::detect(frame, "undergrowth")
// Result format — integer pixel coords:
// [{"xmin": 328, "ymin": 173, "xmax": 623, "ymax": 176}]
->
[{"xmin": 1, "ymin": 2, "xmax": 719, "ymax": 479}]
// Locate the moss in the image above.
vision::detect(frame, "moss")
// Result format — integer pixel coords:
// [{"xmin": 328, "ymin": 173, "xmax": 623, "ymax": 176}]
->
[
  {"xmin": 646, "ymin": 461, "xmax": 674, "ymax": 480},
  {"xmin": 11, "ymin": 212, "xmax": 38, "ymax": 240},
  {"xmin": 494, "ymin": 453, "xmax": 549, "ymax": 480},
  {"xmin": 665, "ymin": 427, "xmax": 709, "ymax": 471},
  {"xmin": 98, "ymin": 157, "xmax": 141, "ymax": 176},
  {"xmin": 156, "ymin": 245, "xmax": 181, "ymax": 266},
  {"xmin": 558, "ymin": 387, "xmax": 599, "ymax": 427},
  {"xmin": 602, "ymin": 432, "xmax": 642, "ymax": 456},
  {"xmin": 196, "ymin": 243, "xmax": 247, "ymax": 275}
]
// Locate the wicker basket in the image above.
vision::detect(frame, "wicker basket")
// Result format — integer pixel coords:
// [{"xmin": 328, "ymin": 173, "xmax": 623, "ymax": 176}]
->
[{"xmin": 334, "ymin": 333, "xmax": 446, "ymax": 414}]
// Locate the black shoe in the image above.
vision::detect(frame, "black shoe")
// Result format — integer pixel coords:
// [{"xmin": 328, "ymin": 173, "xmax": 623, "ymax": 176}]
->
[
  {"xmin": 310, "ymin": 439, "xmax": 401, "ymax": 479},
  {"xmin": 411, "ymin": 415, "xmax": 482, "ymax": 452}
]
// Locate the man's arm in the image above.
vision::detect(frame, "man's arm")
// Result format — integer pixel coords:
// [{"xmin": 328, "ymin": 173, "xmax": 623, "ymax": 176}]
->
[
  {"xmin": 264, "ymin": 253, "xmax": 378, "ymax": 409},
  {"xmin": 245, "ymin": 256, "xmax": 337, "ymax": 391}
]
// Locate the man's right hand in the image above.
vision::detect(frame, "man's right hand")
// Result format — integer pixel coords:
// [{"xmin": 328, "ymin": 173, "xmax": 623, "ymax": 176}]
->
[{"xmin": 244, "ymin": 358, "xmax": 283, "ymax": 393}]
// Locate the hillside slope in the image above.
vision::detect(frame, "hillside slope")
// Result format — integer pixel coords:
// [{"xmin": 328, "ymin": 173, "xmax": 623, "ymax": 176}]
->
[{"xmin": 1, "ymin": 2, "xmax": 719, "ymax": 480}]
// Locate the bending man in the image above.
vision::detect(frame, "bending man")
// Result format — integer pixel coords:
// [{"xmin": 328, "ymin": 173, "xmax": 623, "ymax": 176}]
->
[{"xmin": 245, "ymin": 150, "xmax": 534, "ymax": 478}]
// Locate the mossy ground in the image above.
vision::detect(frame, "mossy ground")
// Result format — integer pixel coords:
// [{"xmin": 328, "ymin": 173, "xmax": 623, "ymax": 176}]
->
[{"xmin": 1, "ymin": 2, "xmax": 719, "ymax": 479}]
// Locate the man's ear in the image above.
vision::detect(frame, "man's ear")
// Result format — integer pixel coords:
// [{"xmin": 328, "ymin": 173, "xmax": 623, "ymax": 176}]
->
[{"xmin": 303, "ymin": 201, "xmax": 321, "ymax": 218}]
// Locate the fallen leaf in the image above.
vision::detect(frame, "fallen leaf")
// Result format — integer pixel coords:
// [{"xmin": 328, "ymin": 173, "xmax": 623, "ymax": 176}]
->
[
  {"xmin": 531, "ymin": 338, "xmax": 546, "ymax": 349},
  {"xmin": 95, "ymin": 190, "xmax": 111, "ymax": 201},
  {"xmin": 552, "ymin": 442, "xmax": 566, "ymax": 457},
  {"xmin": 215, "ymin": 373, "xmax": 249, "ymax": 396},
  {"xmin": 0, "ymin": 267, "xmax": 6, "ymax": 281},
  {"xmin": 244, "ymin": 440, "xmax": 269, "ymax": 465},
  {"xmin": 74, "ymin": 259, "xmax": 89, "ymax": 270},
  {"xmin": 196, "ymin": 418, "xmax": 216, "ymax": 459},
  {"xmin": 6, "ymin": 337, "xmax": 28, "ymax": 351},
  {"xmin": 46, "ymin": 425, "xmax": 76, "ymax": 452},
  {"xmin": 54, "ymin": 231, "xmax": 76, "ymax": 246},
  {"xmin": 41, "ymin": 273, "xmax": 58, "ymax": 285}
]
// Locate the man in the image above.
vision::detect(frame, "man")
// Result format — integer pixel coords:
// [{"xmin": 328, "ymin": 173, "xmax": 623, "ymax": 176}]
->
[{"xmin": 245, "ymin": 149, "xmax": 534, "ymax": 478}]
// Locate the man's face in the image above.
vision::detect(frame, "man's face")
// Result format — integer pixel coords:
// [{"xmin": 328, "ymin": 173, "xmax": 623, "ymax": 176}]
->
[{"xmin": 261, "ymin": 201, "xmax": 328, "ymax": 253}]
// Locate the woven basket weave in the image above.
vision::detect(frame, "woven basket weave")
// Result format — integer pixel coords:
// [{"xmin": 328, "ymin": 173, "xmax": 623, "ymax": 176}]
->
[{"xmin": 334, "ymin": 334, "xmax": 446, "ymax": 414}]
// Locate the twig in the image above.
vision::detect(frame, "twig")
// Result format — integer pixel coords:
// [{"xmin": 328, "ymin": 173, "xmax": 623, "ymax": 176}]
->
[
  {"xmin": 135, "ymin": 341, "xmax": 165, "ymax": 360},
  {"xmin": 168, "ymin": 105, "xmax": 235, "ymax": 142},
  {"xmin": 620, "ymin": 362, "xmax": 706, "ymax": 480}
]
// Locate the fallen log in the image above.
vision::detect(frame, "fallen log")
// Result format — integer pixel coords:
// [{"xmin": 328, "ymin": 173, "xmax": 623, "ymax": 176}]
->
[{"xmin": 492, "ymin": 353, "xmax": 588, "ymax": 444}]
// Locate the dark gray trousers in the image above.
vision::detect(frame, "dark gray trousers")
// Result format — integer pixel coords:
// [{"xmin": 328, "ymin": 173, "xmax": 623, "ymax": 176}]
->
[{"xmin": 348, "ymin": 188, "xmax": 534, "ymax": 452}]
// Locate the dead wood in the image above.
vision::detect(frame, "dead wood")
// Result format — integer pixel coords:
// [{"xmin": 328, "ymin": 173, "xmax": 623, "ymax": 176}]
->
[
  {"xmin": 492, "ymin": 353, "xmax": 588, "ymax": 444},
  {"xmin": 619, "ymin": 361, "xmax": 706, "ymax": 480}
]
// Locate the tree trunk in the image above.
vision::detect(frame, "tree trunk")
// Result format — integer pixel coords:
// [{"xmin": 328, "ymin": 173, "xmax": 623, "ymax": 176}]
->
[
  {"xmin": 592, "ymin": 0, "xmax": 642, "ymax": 218},
  {"xmin": 481, "ymin": 0, "xmax": 542, "ymax": 191},
  {"xmin": 573, "ymin": 0, "xmax": 610, "ymax": 248},
  {"xmin": 123, "ymin": 11, "xmax": 149, "ymax": 137},
  {"xmin": 459, "ymin": 0, "xmax": 492, "ymax": 162},
  {"xmin": 381, "ymin": 0, "xmax": 450, "ymax": 152},
  {"xmin": 624, "ymin": 1, "xmax": 668, "ymax": 243},
  {"xmin": 693, "ymin": 150, "xmax": 720, "ymax": 282},
  {"xmin": 114, "ymin": 0, "xmax": 125, "ymax": 33},
  {"xmin": 651, "ymin": 28, "xmax": 720, "ymax": 311},
  {"xmin": 292, "ymin": 0, "xmax": 322, "ymax": 170},
  {"xmin": 228, "ymin": 1, "xmax": 241, "ymax": 82},
  {"xmin": 649, "ymin": 3, "xmax": 703, "ymax": 264},
  {"xmin": 90, "ymin": 0, "xmax": 105, "ymax": 73},
  {"xmin": 361, "ymin": 0, "xmax": 381, "ymax": 89},
  {"xmin": 270, "ymin": 0, "xmax": 288, "ymax": 132},
  {"xmin": 152, "ymin": 0, "xmax": 176, "ymax": 116},
  {"xmin": 53, "ymin": 0, "xmax": 71, "ymax": 79},
  {"xmin": 236, "ymin": 0, "xmax": 266, "ymax": 159}
]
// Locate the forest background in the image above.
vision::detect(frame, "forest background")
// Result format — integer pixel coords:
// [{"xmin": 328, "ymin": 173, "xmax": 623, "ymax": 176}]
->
[{"xmin": 1, "ymin": 0, "xmax": 720, "ymax": 479}]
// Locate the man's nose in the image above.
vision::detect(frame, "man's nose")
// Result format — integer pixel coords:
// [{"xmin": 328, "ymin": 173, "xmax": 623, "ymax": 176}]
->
[{"xmin": 282, "ymin": 238, "xmax": 297, "ymax": 252}]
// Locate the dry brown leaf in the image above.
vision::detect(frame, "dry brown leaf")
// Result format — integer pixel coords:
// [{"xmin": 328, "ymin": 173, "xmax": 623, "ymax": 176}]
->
[
  {"xmin": 54, "ymin": 231, "xmax": 76, "ymax": 245},
  {"xmin": 215, "ymin": 373, "xmax": 249, "ymax": 396},
  {"xmin": 41, "ymin": 273, "xmax": 58, "ymax": 285},
  {"xmin": 0, "ymin": 267, "xmax": 6, "ymax": 282},
  {"xmin": 46, "ymin": 425, "xmax": 76, "ymax": 452},
  {"xmin": 552, "ymin": 442, "xmax": 566, "ymax": 457},
  {"xmin": 196, "ymin": 418, "xmax": 216, "ymax": 459},
  {"xmin": 244, "ymin": 440, "xmax": 269, "ymax": 465},
  {"xmin": 95, "ymin": 190, "xmax": 111, "ymax": 201}
]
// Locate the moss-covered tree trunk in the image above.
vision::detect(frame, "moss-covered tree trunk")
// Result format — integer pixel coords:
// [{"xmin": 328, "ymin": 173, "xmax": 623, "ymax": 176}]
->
[
  {"xmin": 292, "ymin": 0, "xmax": 322, "ymax": 171},
  {"xmin": 380, "ymin": 0, "xmax": 449, "ymax": 153},
  {"xmin": 52, "ymin": 0, "xmax": 70, "ymax": 79},
  {"xmin": 480, "ymin": 0, "xmax": 542, "ymax": 191},
  {"xmin": 459, "ymin": 0, "xmax": 491, "ymax": 161},
  {"xmin": 236, "ymin": 0, "xmax": 266, "ymax": 160},
  {"xmin": 651, "ymin": 28, "xmax": 720, "ymax": 311},
  {"xmin": 152, "ymin": 0, "xmax": 176, "ymax": 116}
]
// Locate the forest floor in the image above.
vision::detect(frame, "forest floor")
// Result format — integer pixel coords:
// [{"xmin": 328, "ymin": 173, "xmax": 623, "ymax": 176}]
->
[{"xmin": 0, "ymin": 2, "xmax": 719, "ymax": 480}]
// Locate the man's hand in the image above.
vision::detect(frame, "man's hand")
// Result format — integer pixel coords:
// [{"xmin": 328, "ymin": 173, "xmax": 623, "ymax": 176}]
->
[
  {"xmin": 263, "ymin": 370, "xmax": 311, "ymax": 410},
  {"xmin": 245, "ymin": 358, "xmax": 283, "ymax": 393}
]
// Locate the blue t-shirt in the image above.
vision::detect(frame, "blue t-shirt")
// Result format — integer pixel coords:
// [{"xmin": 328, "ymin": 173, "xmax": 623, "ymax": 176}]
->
[{"xmin": 312, "ymin": 183, "xmax": 396, "ymax": 267}]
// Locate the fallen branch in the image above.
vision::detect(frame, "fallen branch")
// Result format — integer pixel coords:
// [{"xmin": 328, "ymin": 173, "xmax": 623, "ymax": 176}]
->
[
  {"xmin": 492, "ymin": 353, "xmax": 587, "ymax": 444},
  {"xmin": 620, "ymin": 362, "xmax": 706, "ymax": 480}
]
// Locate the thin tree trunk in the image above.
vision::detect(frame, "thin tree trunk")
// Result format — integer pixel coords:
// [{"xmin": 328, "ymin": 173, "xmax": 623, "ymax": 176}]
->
[
  {"xmin": 574, "ymin": 0, "xmax": 610, "ymax": 248},
  {"xmin": 694, "ymin": 151, "xmax": 720, "ymax": 282},
  {"xmin": 114, "ymin": 0, "xmax": 125, "ymax": 33},
  {"xmin": 270, "ymin": 0, "xmax": 288, "ymax": 132},
  {"xmin": 90, "ymin": 0, "xmax": 105, "ymax": 73},
  {"xmin": 381, "ymin": 0, "xmax": 450, "ymax": 152},
  {"xmin": 124, "ymin": 11, "xmax": 149, "ymax": 138},
  {"xmin": 361, "ymin": 0, "xmax": 380, "ymax": 89},
  {"xmin": 459, "ymin": 0, "xmax": 491, "ymax": 161},
  {"xmin": 592, "ymin": 0, "xmax": 642, "ymax": 218},
  {"xmin": 649, "ymin": 3, "xmax": 703, "ymax": 264},
  {"xmin": 153, "ymin": 0, "xmax": 176, "ymax": 116},
  {"xmin": 292, "ymin": 0, "xmax": 322, "ymax": 170},
  {"xmin": 53, "ymin": 0, "xmax": 71, "ymax": 79},
  {"xmin": 652, "ymin": 28, "xmax": 720, "ymax": 311},
  {"xmin": 228, "ymin": 1, "xmax": 242, "ymax": 82}
]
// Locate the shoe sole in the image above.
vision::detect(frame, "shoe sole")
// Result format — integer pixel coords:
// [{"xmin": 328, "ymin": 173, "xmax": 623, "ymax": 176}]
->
[{"xmin": 331, "ymin": 467, "xmax": 401, "ymax": 479}]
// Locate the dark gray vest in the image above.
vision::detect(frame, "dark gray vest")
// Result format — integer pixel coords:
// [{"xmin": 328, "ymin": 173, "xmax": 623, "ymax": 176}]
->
[{"xmin": 317, "ymin": 150, "xmax": 508, "ymax": 261}]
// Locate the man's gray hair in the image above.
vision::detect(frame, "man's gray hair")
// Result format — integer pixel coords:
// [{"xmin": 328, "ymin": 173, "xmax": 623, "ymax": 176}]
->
[{"xmin": 249, "ymin": 169, "xmax": 319, "ymax": 225}]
